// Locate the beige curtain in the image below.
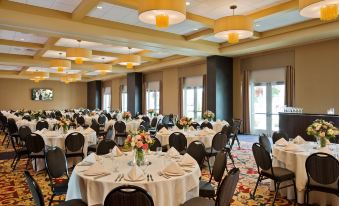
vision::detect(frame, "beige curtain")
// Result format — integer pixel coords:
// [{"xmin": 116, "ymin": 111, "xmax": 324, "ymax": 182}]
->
[
  {"xmin": 119, "ymin": 85, "xmax": 123, "ymax": 111},
  {"xmin": 159, "ymin": 81, "xmax": 163, "ymax": 115},
  {"xmin": 178, "ymin": 77, "xmax": 184, "ymax": 117},
  {"xmin": 142, "ymin": 82, "xmax": 147, "ymax": 114},
  {"xmin": 285, "ymin": 66, "xmax": 295, "ymax": 107},
  {"xmin": 242, "ymin": 70, "xmax": 250, "ymax": 134},
  {"xmin": 202, "ymin": 74, "xmax": 207, "ymax": 113}
]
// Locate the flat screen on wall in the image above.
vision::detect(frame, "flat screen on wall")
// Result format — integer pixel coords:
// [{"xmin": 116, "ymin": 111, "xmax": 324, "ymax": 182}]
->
[{"xmin": 32, "ymin": 88, "xmax": 53, "ymax": 101}]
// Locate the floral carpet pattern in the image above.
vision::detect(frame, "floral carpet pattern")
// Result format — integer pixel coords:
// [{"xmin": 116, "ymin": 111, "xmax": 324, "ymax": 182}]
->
[{"xmin": 0, "ymin": 133, "xmax": 294, "ymax": 206}]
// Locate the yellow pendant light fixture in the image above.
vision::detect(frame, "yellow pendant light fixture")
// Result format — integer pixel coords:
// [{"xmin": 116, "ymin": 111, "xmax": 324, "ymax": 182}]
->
[
  {"xmin": 299, "ymin": 0, "xmax": 339, "ymax": 21},
  {"xmin": 60, "ymin": 73, "xmax": 81, "ymax": 84},
  {"xmin": 214, "ymin": 5, "xmax": 253, "ymax": 44},
  {"xmin": 28, "ymin": 71, "xmax": 49, "ymax": 83},
  {"xmin": 138, "ymin": 0, "xmax": 186, "ymax": 28},
  {"xmin": 66, "ymin": 40, "xmax": 92, "ymax": 64},
  {"xmin": 50, "ymin": 52, "xmax": 71, "ymax": 73},
  {"xmin": 118, "ymin": 48, "xmax": 141, "ymax": 69},
  {"xmin": 94, "ymin": 63, "xmax": 112, "ymax": 74}
]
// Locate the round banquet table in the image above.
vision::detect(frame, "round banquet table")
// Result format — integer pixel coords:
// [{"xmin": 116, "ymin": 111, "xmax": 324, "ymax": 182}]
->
[
  {"xmin": 272, "ymin": 142, "xmax": 339, "ymax": 205},
  {"xmin": 66, "ymin": 152, "xmax": 201, "ymax": 206},
  {"xmin": 156, "ymin": 129, "xmax": 216, "ymax": 148},
  {"xmin": 16, "ymin": 118, "xmax": 58, "ymax": 132},
  {"xmin": 33, "ymin": 128, "xmax": 97, "ymax": 171}
]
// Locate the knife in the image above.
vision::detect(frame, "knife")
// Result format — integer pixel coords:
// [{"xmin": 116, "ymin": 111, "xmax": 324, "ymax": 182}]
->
[
  {"xmin": 147, "ymin": 174, "xmax": 150, "ymax": 182},
  {"xmin": 119, "ymin": 174, "xmax": 124, "ymax": 182},
  {"xmin": 93, "ymin": 173, "xmax": 110, "ymax": 180},
  {"xmin": 115, "ymin": 174, "xmax": 121, "ymax": 182},
  {"xmin": 150, "ymin": 174, "xmax": 154, "ymax": 181}
]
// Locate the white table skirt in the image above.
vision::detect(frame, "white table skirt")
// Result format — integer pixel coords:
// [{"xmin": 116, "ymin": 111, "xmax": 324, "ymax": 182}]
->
[
  {"xmin": 66, "ymin": 152, "xmax": 201, "ymax": 206},
  {"xmin": 16, "ymin": 118, "xmax": 58, "ymax": 132},
  {"xmin": 156, "ymin": 130, "xmax": 215, "ymax": 148},
  {"xmin": 272, "ymin": 143, "xmax": 339, "ymax": 205}
]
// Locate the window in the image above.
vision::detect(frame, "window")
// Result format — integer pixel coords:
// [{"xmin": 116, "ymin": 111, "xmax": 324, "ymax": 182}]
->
[
  {"xmin": 146, "ymin": 81, "xmax": 160, "ymax": 114},
  {"xmin": 103, "ymin": 87, "xmax": 111, "ymax": 112},
  {"xmin": 121, "ymin": 85, "xmax": 127, "ymax": 112},
  {"xmin": 182, "ymin": 76, "xmax": 203, "ymax": 120}
]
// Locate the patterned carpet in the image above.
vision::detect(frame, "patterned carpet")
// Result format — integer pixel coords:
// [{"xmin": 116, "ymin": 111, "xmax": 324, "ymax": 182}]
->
[{"xmin": 0, "ymin": 133, "xmax": 294, "ymax": 206}]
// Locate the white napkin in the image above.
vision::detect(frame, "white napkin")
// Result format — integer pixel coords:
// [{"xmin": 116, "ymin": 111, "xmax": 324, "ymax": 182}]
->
[
  {"xmin": 127, "ymin": 165, "xmax": 144, "ymax": 180},
  {"xmin": 85, "ymin": 127, "xmax": 94, "ymax": 133},
  {"xmin": 188, "ymin": 126, "xmax": 195, "ymax": 131},
  {"xmin": 199, "ymin": 130, "xmax": 209, "ymax": 136},
  {"xmin": 158, "ymin": 127, "xmax": 170, "ymax": 134},
  {"xmin": 275, "ymin": 138, "xmax": 288, "ymax": 146},
  {"xmin": 180, "ymin": 153, "xmax": 196, "ymax": 166},
  {"xmin": 167, "ymin": 147, "xmax": 180, "ymax": 157},
  {"xmin": 318, "ymin": 146, "xmax": 332, "ymax": 154},
  {"xmin": 293, "ymin": 135, "xmax": 306, "ymax": 144},
  {"xmin": 40, "ymin": 128, "xmax": 48, "ymax": 132},
  {"xmin": 163, "ymin": 161, "xmax": 184, "ymax": 175},
  {"xmin": 222, "ymin": 120, "xmax": 230, "ymax": 127},
  {"xmin": 172, "ymin": 126, "xmax": 180, "ymax": 131},
  {"xmin": 83, "ymin": 153, "xmax": 98, "ymax": 164},
  {"xmin": 284, "ymin": 143, "xmax": 304, "ymax": 152},
  {"xmin": 216, "ymin": 119, "xmax": 221, "ymax": 123},
  {"xmin": 112, "ymin": 146, "xmax": 123, "ymax": 157},
  {"xmin": 83, "ymin": 162, "xmax": 110, "ymax": 176}
]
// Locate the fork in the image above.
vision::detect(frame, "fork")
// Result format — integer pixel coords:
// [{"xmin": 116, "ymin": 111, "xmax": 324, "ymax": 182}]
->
[
  {"xmin": 115, "ymin": 174, "xmax": 121, "ymax": 182},
  {"xmin": 118, "ymin": 174, "xmax": 124, "ymax": 182}
]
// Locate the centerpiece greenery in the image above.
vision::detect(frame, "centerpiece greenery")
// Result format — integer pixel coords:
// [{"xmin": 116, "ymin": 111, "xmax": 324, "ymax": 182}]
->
[
  {"xmin": 178, "ymin": 116, "xmax": 193, "ymax": 130},
  {"xmin": 306, "ymin": 119, "xmax": 338, "ymax": 148},
  {"xmin": 124, "ymin": 131, "xmax": 154, "ymax": 166},
  {"xmin": 203, "ymin": 110, "xmax": 215, "ymax": 122}
]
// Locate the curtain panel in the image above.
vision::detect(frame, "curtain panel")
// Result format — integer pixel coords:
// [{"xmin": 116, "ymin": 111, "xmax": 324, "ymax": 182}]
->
[
  {"xmin": 242, "ymin": 70, "xmax": 250, "ymax": 134},
  {"xmin": 285, "ymin": 66, "xmax": 295, "ymax": 107}
]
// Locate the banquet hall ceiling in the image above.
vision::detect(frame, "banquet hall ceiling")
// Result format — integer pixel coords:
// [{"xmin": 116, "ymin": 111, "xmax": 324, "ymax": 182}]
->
[{"xmin": 0, "ymin": 0, "xmax": 338, "ymax": 81}]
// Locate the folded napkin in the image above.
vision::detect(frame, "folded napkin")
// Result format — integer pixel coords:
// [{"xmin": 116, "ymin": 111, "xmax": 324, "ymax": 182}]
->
[
  {"xmin": 83, "ymin": 153, "xmax": 98, "ymax": 164},
  {"xmin": 318, "ymin": 146, "xmax": 332, "ymax": 154},
  {"xmin": 158, "ymin": 127, "xmax": 170, "ymax": 134},
  {"xmin": 216, "ymin": 119, "xmax": 221, "ymax": 123},
  {"xmin": 167, "ymin": 147, "xmax": 180, "ymax": 157},
  {"xmin": 127, "ymin": 165, "xmax": 144, "ymax": 181},
  {"xmin": 188, "ymin": 126, "xmax": 195, "ymax": 131},
  {"xmin": 275, "ymin": 138, "xmax": 288, "ymax": 146},
  {"xmin": 180, "ymin": 153, "xmax": 196, "ymax": 166},
  {"xmin": 83, "ymin": 162, "xmax": 110, "ymax": 176},
  {"xmin": 76, "ymin": 126, "xmax": 84, "ymax": 131},
  {"xmin": 112, "ymin": 146, "xmax": 123, "ymax": 157},
  {"xmin": 284, "ymin": 143, "xmax": 304, "ymax": 152},
  {"xmin": 293, "ymin": 135, "xmax": 306, "ymax": 144},
  {"xmin": 222, "ymin": 120, "xmax": 230, "ymax": 127},
  {"xmin": 162, "ymin": 161, "xmax": 184, "ymax": 176},
  {"xmin": 199, "ymin": 130, "xmax": 209, "ymax": 136},
  {"xmin": 40, "ymin": 128, "xmax": 48, "ymax": 132},
  {"xmin": 172, "ymin": 126, "xmax": 180, "ymax": 131},
  {"xmin": 85, "ymin": 127, "xmax": 94, "ymax": 133}
]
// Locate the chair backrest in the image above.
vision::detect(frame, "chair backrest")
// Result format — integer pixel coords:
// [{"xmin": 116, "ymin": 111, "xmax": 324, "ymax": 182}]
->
[
  {"xmin": 23, "ymin": 115, "xmax": 31, "ymax": 121},
  {"xmin": 65, "ymin": 132, "xmax": 85, "ymax": 152},
  {"xmin": 187, "ymin": 141, "xmax": 205, "ymax": 168},
  {"xmin": 114, "ymin": 121, "xmax": 126, "ymax": 133},
  {"xmin": 98, "ymin": 114, "xmax": 107, "ymax": 125},
  {"xmin": 26, "ymin": 133, "xmax": 45, "ymax": 154},
  {"xmin": 91, "ymin": 119, "xmax": 100, "ymax": 135},
  {"xmin": 105, "ymin": 113, "xmax": 112, "ymax": 120},
  {"xmin": 258, "ymin": 134, "xmax": 271, "ymax": 153},
  {"xmin": 252, "ymin": 143, "xmax": 272, "ymax": 172},
  {"xmin": 45, "ymin": 147, "xmax": 68, "ymax": 178},
  {"xmin": 24, "ymin": 171, "xmax": 45, "ymax": 206},
  {"xmin": 104, "ymin": 185, "xmax": 154, "ymax": 206},
  {"xmin": 18, "ymin": 125, "xmax": 32, "ymax": 142},
  {"xmin": 162, "ymin": 115, "xmax": 170, "ymax": 125},
  {"xmin": 211, "ymin": 132, "xmax": 228, "ymax": 151},
  {"xmin": 149, "ymin": 137, "xmax": 161, "ymax": 151},
  {"xmin": 55, "ymin": 111, "xmax": 62, "ymax": 118},
  {"xmin": 36, "ymin": 121, "xmax": 49, "ymax": 131},
  {"xmin": 0, "ymin": 115, "xmax": 7, "ymax": 127},
  {"xmin": 169, "ymin": 132, "xmax": 187, "ymax": 152},
  {"xmin": 221, "ymin": 125, "xmax": 232, "ymax": 136},
  {"xmin": 105, "ymin": 125, "xmax": 114, "ymax": 140},
  {"xmin": 142, "ymin": 116, "xmax": 150, "ymax": 123},
  {"xmin": 305, "ymin": 152, "xmax": 339, "ymax": 187},
  {"xmin": 190, "ymin": 122, "xmax": 200, "ymax": 129},
  {"xmin": 140, "ymin": 121, "xmax": 150, "ymax": 131},
  {"xmin": 156, "ymin": 123, "xmax": 167, "ymax": 131},
  {"xmin": 231, "ymin": 119, "xmax": 242, "ymax": 134},
  {"xmin": 50, "ymin": 112, "xmax": 56, "ymax": 119},
  {"xmin": 212, "ymin": 151, "xmax": 227, "ymax": 182},
  {"xmin": 200, "ymin": 121, "xmax": 213, "ymax": 129},
  {"xmin": 76, "ymin": 116, "xmax": 85, "ymax": 125},
  {"xmin": 97, "ymin": 140, "xmax": 117, "ymax": 155},
  {"xmin": 150, "ymin": 117, "xmax": 158, "ymax": 127},
  {"xmin": 7, "ymin": 118, "xmax": 18, "ymax": 134},
  {"xmin": 272, "ymin": 131, "xmax": 288, "ymax": 144},
  {"xmin": 215, "ymin": 167, "xmax": 240, "ymax": 206}
]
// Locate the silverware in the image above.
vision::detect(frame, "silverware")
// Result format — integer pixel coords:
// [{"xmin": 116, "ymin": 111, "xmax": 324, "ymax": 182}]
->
[
  {"xmin": 93, "ymin": 173, "xmax": 110, "ymax": 180},
  {"xmin": 118, "ymin": 174, "xmax": 124, "ymax": 182},
  {"xmin": 150, "ymin": 174, "xmax": 154, "ymax": 181},
  {"xmin": 158, "ymin": 171, "xmax": 171, "ymax": 179},
  {"xmin": 115, "ymin": 174, "xmax": 121, "ymax": 182},
  {"xmin": 147, "ymin": 174, "xmax": 150, "ymax": 182}
]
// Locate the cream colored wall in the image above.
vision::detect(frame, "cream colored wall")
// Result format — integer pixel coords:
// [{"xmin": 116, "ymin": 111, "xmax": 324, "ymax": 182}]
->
[{"xmin": 0, "ymin": 79, "xmax": 87, "ymax": 110}]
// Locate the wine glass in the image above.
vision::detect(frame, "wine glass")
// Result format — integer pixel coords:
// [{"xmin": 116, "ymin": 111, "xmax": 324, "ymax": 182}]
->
[{"xmin": 156, "ymin": 147, "xmax": 162, "ymax": 156}]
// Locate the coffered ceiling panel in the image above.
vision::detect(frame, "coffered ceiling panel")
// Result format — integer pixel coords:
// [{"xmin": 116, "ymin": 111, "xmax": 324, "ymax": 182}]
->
[
  {"xmin": 43, "ymin": 50, "xmax": 118, "ymax": 63},
  {"xmin": 0, "ymin": 65, "xmax": 22, "ymax": 71},
  {"xmin": 0, "ymin": 29, "xmax": 48, "ymax": 44},
  {"xmin": 27, "ymin": 66, "xmax": 81, "ymax": 74},
  {"xmin": 0, "ymin": 45, "xmax": 37, "ymax": 56},
  {"xmin": 143, "ymin": 52, "xmax": 176, "ymax": 59},
  {"xmin": 10, "ymin": 0, "xmax": 82, "ymax": 13}
]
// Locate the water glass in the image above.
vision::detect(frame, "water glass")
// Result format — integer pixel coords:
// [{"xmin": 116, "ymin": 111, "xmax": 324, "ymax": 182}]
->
[{"xmin": 156, "ymin": 147, "xmax": 162, "ymax": 156}]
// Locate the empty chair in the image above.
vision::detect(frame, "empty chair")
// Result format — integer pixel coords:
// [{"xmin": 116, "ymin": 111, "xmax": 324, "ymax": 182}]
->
[
  {"xmin": 139, "ymin": 121, "xmax": 150, "ymax": 132},
  {"xmin": 156, "ymin": 123, "xmax": 167, "ymax": 132},
  {"xmin": 259, "ymin": 133, "xmax": 271, "ymax": 154},
  {"xmin": 205, "ymin": 132, "xmax": 228, "ymax": 174},
  {"xmin": 104, "ymin": 185, "xmax": 154, "ymax": 206},
  {"xmin": 200, "ymin": 121, "xmax": 213, "ymax": 130},
  {"xmin": 25, "ymin": 133, "xmax": 45, "ymax": 170},
  {"xmin": 92, "ymin": 119, "xmax": 106, "ymax": 137},
  {"xmin": 190, "ymin": 122, "xmax": 200, "ymax": 129},
  {"xmin": 105, "ymin": 113, "xmax": 112, "ymax": 120},
  {"xmin": 18, "ymin": 125, "xmax": 32, "ymax": 144},
  {"xmin": 149, "ymin": 137, "xmax": 162, "ymax": 152},
  {"xmin": 96, "ymin": 140, "xmax": 117, "ymax": 155},
  {"xmin": 76, "ymin": 116, "xmax": 85, "ymax": 127},
  {"xmin": 22, "ymin": 115, "xmax": 31, "ymax": 121},
  {"xmin": 24, "ymin": 170, "xmax": 87, "ymax": 206},
  {"xmin": 98, "ymin": 114, "xmax": 107, "ymax": 129},
  {"xmin": 251, "ymin": 143, "xmax": 297, "ymax": 206},
  {"xmin": 230, "ymin": 119, "xmax": 242, "ymax": 148},
  {"xmin": 182, "ymin": 167, "xmax": 240, "ymax": 206},
  {"xmin": 7, "ymin": 118, "xmax": 20, "ymax": 147},
  {"xmin": 88, "ymin": 125, "xmax": 114, "ymax": 155},
  {"xmin": 199, "ymin": 150, "xmax": 227, "ymax": 198},
  {"xmin": 36, "ymin": 120, "xmax": 49, "ymax": 131},
  {"xmin": 65, "ymin": 132, "xmax": 85, "ymax": 163},
  {"xmin": 148, "ymin": 117, "xmax": 158, "ymax": 135},
  {"xmin": 272, "ymin": 131, "xmax": 288, "ymax": 144},
  {"xmin": 10, "ymin": 134, "xmax": 28, "ymax": 171},
  {"xmin": 305, "ymin": 152, "xmax": 339, "ymax": 205},
  {"xmin": 169, "ymin": 132, "xmax": 187, "ymax": 154},
  {"xmin": 114, "ymin": 121, "xmax": 127, "ymax": 146},
  {"xmin": 221, "ymin": 125, "xmax": 232, "ymax": 137},
  {"xmin": 142, "ymin": 116, "xmax": 150, "ymax": 123},
  {"xmin": 187, "ymin": 141, "xmax": 205, "ymax": 169}
]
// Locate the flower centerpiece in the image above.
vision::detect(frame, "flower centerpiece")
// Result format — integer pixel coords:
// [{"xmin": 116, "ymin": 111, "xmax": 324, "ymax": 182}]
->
[
  {"xmin": 58, "ymin": 118, "xmax": 71, "ymax": 134},
  {"xmin": 203, "ymin": 110, "xmax": 215, "ymax": 122},
  {"xmin": 124, "ymin": 131, "xmax": 154, "ymax": 166},
  {"xmin": 148, "ymin": 109, "xmax": 155, "ymax": 117},
  {"xmin": 306, "ymin": 119, "xmax": 338, "ymax": 148},
  {"xmin": 31, "ymin": 111, "xmax": 41, "ymax": 120},
  {"xmin": 89, "ymin": 111, "xmax": 96, "ymax": 116},
  {"xmin": 178, "ymin": 116, "xmax": 193, "ymax": 130},
  {"xmin": 122, "ymin": 111, "xmax": 131, "ymax": 121}
]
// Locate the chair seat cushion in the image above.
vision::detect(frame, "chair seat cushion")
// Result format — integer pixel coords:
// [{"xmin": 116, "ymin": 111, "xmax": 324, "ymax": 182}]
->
[
  {"xmin": 262, "ymin": 167, "xmax": 295, "ymax": 181},
  {"xmin": 87, "ymin": 144, "xmax": 97, "ymax": 152},
  {"xmin": 199, "ymin": 180, "xmax": 216, "ymax": 198},
  {"xmin": 60, "ymin": 199, "xmax": 87, "ymax": 206},
  {"xmin": 181, "ymin": 197, "xmax": 215, "ymax": 206},
  {"xmin": 53, "ymin": 180, "xmax": 68, "ymax": 194}
]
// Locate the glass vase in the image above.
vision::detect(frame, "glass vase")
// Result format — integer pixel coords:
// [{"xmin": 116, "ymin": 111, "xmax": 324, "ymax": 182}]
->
[
  {"xmin": 134, "ymin": 148, "xmax": 145, "ymax": 166},
  {"xmin": 316, "ymin": 136, "xmax": 327, "ymax": 148},
  {"xmin": 63, "ymin": 125, "xmax": 68, "ymax": 134}
]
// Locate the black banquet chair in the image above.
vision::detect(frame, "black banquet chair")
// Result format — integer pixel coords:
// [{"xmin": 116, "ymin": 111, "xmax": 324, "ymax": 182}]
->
[
  {"xmin": 149, "ymin": 137, "xmax": 162, "ymax": 152},
  {"xmin": 169, "ymin": 132, "xmax": 187, "ymax": 155},
  {"xmin": 114, "ymin": 121, "xmax": 128, "ymax": 146},
  {"xmin": 24, "ymin": 170, "xmax": 87, "ymax": 206},
  {"xmin": 187, "ymin": 140, "xmax": 205, "ymax": 169},
  {"xmin": 182, "ymin": 167, "xmax": 240, "ymax": 206},
  {"xmin": 10, "ymin": 133, "xmax": 28, "ymax": 171},
  {"xmin": 251, "ymin": 143, "xmax": 297, "ymax": 206},
  {"xmin": 104, "ymin": 185, "xmax": 154, "ymax": 206},
  {"xmin": 304, "ymin": 152, "xmax": 339, "ymax": 205},
  {"xmin": 25, "ymin": 133, "xmax": 45, "ymax": 170},
  {"xmin": 18, "ymin": 125, "xmax": 32, "ymax": 144},
  {"xmin": 205, "ymin": 132, "xmax": 229, "ymax": 174},
  {"xmin": 36, "ymin": 120, "xmax": 49, "ymax": 131},
  {"xmin": 64, "ymin": 132, "xmax": 85, "ymax": 165},
  {"xmin": 200, "ymin": 121, "xmax": 213, "ymax": 130},
  {"xmin": 96, "ymin": 139, "xmax": 117, "ymax": 155},
  {"xmin": 190, "ymin": 122, "xmax": 200, "ymax": 129},
  {"xmin": 272, "ymin": 131, "xmax": 288, "ymax": 144},
  {"xmin": 259, "ymin": 133, "xmax": 272, "ymax": 154}
]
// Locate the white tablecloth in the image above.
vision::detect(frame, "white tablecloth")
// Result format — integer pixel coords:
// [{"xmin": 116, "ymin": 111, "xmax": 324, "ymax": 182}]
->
[
  {"xmin": 66, "ymin": 152, "xmax": 201, "ymax": 206},
  {"xmin": 16, "ymin": 118, "xmax": 58, "ymax": 132},
  {"xmin": 33, "ymin": 128, "xmax": 97, "ymax": 171},
  {"xmin": 156, "ymin": 129, "xmax": 216, "ymax": 148},
  {"xmin": 104, "ymin": 119, "xmax": 142, "ymax": 133},
  {"xmin": 272, "ymin": 142, "xmax": 339, "ymax": 205}
]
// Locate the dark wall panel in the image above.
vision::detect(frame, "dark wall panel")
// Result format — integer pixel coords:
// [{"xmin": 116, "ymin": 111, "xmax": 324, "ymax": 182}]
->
[
  {"xmin": 127, "ymin": 72, "xmax": 142, "ymax": 116},
  {"xmin": 87, "ymin": 81, "xmax": 101, "ymax": 110}
]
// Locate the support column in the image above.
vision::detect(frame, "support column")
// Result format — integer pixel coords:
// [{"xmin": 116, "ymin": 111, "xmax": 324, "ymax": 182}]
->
[
  {"xmin": 87, "ymin": 80, "xmax": 102, "ymax": 110},
  {"xmin": 127, "ymin": 72, "xmax": 142, "ymax": 116}
]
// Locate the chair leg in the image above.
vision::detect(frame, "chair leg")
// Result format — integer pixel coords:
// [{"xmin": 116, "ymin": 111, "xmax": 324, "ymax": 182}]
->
[
  {"xmin": 26, "ymin": 157, "xmax": 30, "ymax": 169},
  {"xmin": 292, "ymin": 179, "xmax": 297, "ymax": 206},
  {"xmin": 12, "ymin": 155, "xmax": 21, "ymax": 171},
  {"xmin": 1, "ymin": 133, "xmax": 7, "ymax": 145},
  {"xmin": 272, "ymin": 181, "xmax": 281, "ymax": 206},
  {"xmin": 11, "ymin": 154, "xmax": 17, "ymax": 168},
  {"xmin": 236, "ymin": 135, "xmax": 240, "ymax": 148},
  {"xmin": 49, "ymin": 194, "xmax": 55, "ymax": 206},
  {"xmin": 206, "ymin": 156, "xmax": 212, "ymax": 174},
  {"xmin": 251, "ymin": 174, "xmax": 262, "ymax": 199},
  {"xmin": 305, "ymin": 189, "xmax": 309, "ymax": 206}
]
